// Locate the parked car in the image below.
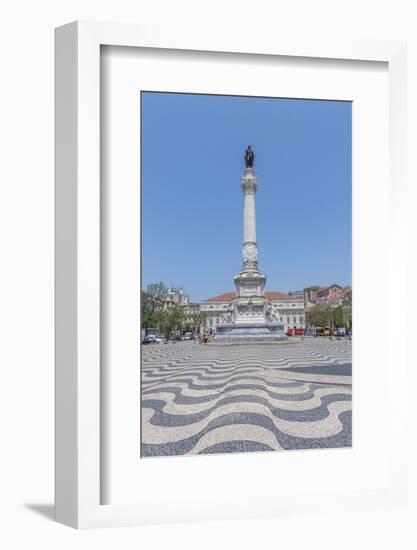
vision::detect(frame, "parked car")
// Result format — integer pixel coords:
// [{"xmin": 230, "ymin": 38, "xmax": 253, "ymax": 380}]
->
[
  {"xmin": 170, "ymin": 334, "xmax": 181, "ymax": 342},
  {"xmin": 183, "ymin": 332, "xmax": 194, "ymax": 340},
  {"xmin": 143, "ymin": 334, "xmax": 165, "ymax": 344}
]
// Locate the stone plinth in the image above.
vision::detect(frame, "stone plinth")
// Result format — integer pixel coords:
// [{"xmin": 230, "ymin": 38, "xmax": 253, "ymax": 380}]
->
[
  {"xmin": 234, "ymin": 270, "xmax": 267, "ymax": 323},
  {"xmin": 214, "ymin": 322, "xmax": 287, "ymax": 343}
]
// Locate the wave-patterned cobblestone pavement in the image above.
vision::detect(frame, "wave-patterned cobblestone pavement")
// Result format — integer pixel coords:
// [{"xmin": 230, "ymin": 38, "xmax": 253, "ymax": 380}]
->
[{"xmin": 141, "ymin": 339, "xmax": 352, "ymax": 457}]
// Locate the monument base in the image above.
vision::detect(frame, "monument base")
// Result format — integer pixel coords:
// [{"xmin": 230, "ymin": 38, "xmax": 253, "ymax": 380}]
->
[{"xmin": 214, "ymin": 322, "xmax": 288, "ymax": 343}]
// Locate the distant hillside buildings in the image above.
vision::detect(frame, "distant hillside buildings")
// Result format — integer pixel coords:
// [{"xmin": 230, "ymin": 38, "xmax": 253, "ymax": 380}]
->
[
  {"xmin": 163, "ymin": 287, "xmax": 190, "ymax": 307},
  {"xmin": 304, "ymin": 284, "xmax": 351, "ymax": 308}
]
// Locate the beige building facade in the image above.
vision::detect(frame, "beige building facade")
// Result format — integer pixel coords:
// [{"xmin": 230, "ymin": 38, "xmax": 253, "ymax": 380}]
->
[{"xmin": 200, "ymin": 291, "xmax": 305, "ymax": 333}]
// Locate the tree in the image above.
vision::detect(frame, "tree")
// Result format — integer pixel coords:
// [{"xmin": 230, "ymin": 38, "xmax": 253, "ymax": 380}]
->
[
  {"xmin": 141, "ymin": 281, "xmax": 168, "ymax": 337},
  {"xmin": 342, "ymin": 288, "xmax": 352, "ymax": 328},
  {"xmin": 158, "ymin": 305, "xmax": 185, "ymax": 340},
  {"xmin": 198, "ymin": 311, "xmax": 208, "ymax": 333},
  {"xmin": 188, "ymin": 311, "xmax": 207, "ymax": 335},
  {"xmin": 333, "ymin": 305, "xmax": 344, "ymax": 327},
  {"xmin": 306, "ymin": 302, "xmax": 351, "ymax": 329},
  {"xmin": 306, "ymin": 305, "xmax": 333, "ymax": 327}
]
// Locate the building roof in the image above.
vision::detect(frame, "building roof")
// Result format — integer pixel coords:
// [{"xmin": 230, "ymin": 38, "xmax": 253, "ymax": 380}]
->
[
  {"xmin": 203, "ymin": 292, "xmax": 236, "ymax": 302},
  {"xmin": 266, "ymin": 291, "xmax": 297, "ymax": 300},
  {"xmin": 305, "ymin": 284, "xmax": 342, "ymax": 292},
  {"xmin": 204, "ymin": 291, "xmax": 297, "ymax": 303}
]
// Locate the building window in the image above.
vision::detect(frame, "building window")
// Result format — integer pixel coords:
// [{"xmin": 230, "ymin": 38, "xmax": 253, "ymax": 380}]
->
[
  {"xmin": 293, "ymin": 316, "xmax": 297, "ymax": 323},
  {"xmin": 287, "ymin": 317, "xmax": 290, "ymax": 324}
]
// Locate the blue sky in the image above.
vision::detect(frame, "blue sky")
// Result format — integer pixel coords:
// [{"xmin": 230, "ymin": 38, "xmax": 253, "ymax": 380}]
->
[{"xmin": 141, "ymin": 92, "xmax": 351, "ymax": 302}]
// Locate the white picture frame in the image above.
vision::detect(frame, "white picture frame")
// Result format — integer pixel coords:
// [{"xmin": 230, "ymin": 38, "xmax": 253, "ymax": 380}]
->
[{"xmin": 55, "ymin": 21, "xmax": 407, "ymax": 529}]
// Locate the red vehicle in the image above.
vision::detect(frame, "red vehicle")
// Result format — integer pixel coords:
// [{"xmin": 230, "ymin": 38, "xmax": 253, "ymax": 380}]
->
[{"xmin": 286, "ymin": 328, "xmax": 305, "ymax": 336}]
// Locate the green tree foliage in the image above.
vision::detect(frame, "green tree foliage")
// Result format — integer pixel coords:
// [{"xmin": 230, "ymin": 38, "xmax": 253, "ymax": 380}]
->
[
  {"xmin": 342, "ymin": 288, "xmax": 352, "ymax": 327},
  {"xmin": 187, "ymin": 311, "xmax": 207, "ymax": 334},
  {"xmin": 158, "ymin": 305, "xmax": 185, "ymax": 340},
  {"xmin": 141, "ymin": 281, "xmax": 168, "ymax": 336},
  {"xmin": 306, "ymin": 304, "xmax": 348, "ymax": 328}
]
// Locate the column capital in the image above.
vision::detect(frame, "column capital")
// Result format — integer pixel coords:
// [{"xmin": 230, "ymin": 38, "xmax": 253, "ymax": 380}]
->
[{"xmin": 241, "ymin": 167, "xmax": 258, "ymax": 194}]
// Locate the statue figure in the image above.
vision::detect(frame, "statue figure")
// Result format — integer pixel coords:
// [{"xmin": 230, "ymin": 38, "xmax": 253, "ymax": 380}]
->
[
  {"xmin": 266, "ymin": 303, "xmax": 280, "ymax": 322},
  {"xmin": 220, "ymin": 303, "xmax": 234, "ymax": 324},
  {"xmin": 271, "ymin": 309, "xmax": 280, "ymax": 322},
  {"xmin": 266, "ymin": 302, "xmax": 272, "ymax": 320},
  {"xmin": 244, "ymin": 145, "xmax": 254, "ymax": 168}
]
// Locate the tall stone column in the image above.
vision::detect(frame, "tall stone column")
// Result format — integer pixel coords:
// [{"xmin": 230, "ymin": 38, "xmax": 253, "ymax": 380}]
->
[
  {"xmin": 214, "ymin": 145, "xmax": 287, "ymax": 341},
  {"xmin": 233, "ymin": 148, "xmax": 267, "ymax": 324},
  {"xmin": 241, "ymin": 167, "xmax": 259, "ymax": 272}
]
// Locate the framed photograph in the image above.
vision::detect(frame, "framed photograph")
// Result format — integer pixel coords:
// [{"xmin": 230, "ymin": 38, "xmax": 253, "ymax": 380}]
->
[{"xmin": 55, "ymin": 21, "xmax": 407, "ymax": 528}]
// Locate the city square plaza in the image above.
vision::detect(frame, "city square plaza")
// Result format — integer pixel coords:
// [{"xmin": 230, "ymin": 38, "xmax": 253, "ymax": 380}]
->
[
  {"xmin": 141, "ymin": 337, "xmax": 352, "ymax": 456},
  {"xmin": 141, "ymin": 148, "xmax": 351, "ymax": 456}
]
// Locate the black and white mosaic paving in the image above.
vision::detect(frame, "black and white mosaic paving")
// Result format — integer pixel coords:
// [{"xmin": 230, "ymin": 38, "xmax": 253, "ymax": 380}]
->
[{"xmin": 141, "ymin": 338, "xmax": 352, "ymax": 457}]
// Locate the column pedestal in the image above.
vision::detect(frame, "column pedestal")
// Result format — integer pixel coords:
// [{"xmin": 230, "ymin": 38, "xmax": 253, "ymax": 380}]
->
[{"xmin": 214, "ymin": 322, "xmax": 287, "ymax": 343}]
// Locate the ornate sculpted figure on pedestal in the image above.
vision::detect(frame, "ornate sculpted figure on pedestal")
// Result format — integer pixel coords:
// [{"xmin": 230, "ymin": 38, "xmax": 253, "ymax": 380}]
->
[
  {"xmin": 220, "ymin": 303, "xmax": 234, "ymax": 324},
  {"xmin": 243, "ymin": 242, "xmax": 258, "ymax": 264},
  {"xmin": 266, "ymin": 303, "xmax": 280, "ymax": 322},
  {"xmin": 245, "ymin": 145, "xmax": 255, "ymax": 168}
]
